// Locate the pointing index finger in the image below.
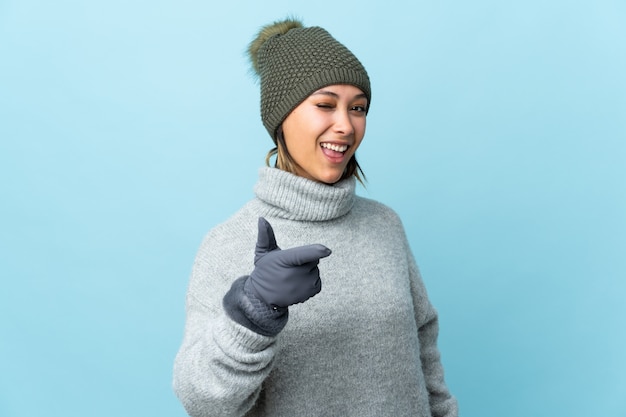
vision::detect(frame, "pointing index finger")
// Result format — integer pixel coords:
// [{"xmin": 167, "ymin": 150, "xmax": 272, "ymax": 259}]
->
[{"xmin": 277, "ymin": 244, "xmax": 332, "ymax": 266}]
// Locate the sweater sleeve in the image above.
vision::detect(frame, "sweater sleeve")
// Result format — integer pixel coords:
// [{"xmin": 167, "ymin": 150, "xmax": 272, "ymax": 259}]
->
[
  {"xmin": 407, "ymin": 251, "xmax": 459, "ymax": 417},
  {"xmin": 172, "ymin": 292, "xmax": 279, "ymax": 417},
  {"xmin": 172, "ymin": 225, "xmax": 280, "ymax": 417}
]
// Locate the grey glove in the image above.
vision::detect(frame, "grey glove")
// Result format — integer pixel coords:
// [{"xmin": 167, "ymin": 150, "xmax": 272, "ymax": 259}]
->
[
  {"xmin": 247, "ymin": 217, "xmax": 332, "ymax": 309},
  {"xmin": 223, "ymin": 217, "xmax": 332, "ymax": 336}
]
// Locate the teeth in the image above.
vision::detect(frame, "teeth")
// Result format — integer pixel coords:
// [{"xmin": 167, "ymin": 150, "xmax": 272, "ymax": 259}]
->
[{"xmin": 321, "ymin": 143, "xmax": 348, "ymax": 152}]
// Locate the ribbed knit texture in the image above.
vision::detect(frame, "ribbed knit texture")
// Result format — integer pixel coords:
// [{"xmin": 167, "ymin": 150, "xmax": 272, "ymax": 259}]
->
[
  {"xmin": 222, "ymin": 276, "xmax": 289, "ymax": 337},
  {"xmin": 253, "ymin": 166, "xmax": 355, "ymax": 221},
  {"xmin": 253, "ymin": 23, "xmax": 371, "ymax": 140},
  {"xmin": 173, "ymin": 167, "xmax": 458, "ymax": 417}
]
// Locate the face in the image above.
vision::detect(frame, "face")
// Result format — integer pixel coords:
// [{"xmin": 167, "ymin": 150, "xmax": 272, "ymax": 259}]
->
[{"xmin": 281, "ymin": 84, "xmax": 368, "ymax": 184}]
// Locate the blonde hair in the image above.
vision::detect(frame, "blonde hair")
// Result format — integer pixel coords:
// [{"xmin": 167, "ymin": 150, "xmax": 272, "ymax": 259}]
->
[{"xmin": 265, "ymin": 126, "xmax": 366, "ymax": 185}]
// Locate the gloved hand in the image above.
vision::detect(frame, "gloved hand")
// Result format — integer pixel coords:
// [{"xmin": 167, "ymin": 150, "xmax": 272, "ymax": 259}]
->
[{"xmin": 246, "ymin": 217, "xmax": 332, "ymax": 309}]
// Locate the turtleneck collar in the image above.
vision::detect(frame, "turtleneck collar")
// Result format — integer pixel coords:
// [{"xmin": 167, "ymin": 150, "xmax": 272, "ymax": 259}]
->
[{"xmin": 253, "ymin": 167, "xmax": 356, "ymax": 221}]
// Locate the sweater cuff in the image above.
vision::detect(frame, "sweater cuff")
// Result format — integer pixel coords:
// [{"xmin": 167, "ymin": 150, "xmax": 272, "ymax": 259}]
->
[{"xmin": 223, "ymin": 276, "xmax": 288, "ymax": 337}]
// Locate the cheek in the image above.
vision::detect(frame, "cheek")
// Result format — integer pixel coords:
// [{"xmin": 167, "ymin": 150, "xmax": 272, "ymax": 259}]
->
[{"xmin": 353, "ymin": 120, "xmax": 366, "ymax": 147}]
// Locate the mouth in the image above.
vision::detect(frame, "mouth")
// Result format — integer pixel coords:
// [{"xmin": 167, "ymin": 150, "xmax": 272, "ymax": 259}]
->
[
  {"xmin": 320, "ymin": 142, "xmax": 349, "ymax": 153},
  {"xmin": 320, "ymin": 142, "xmax": 350, "ymax": 164}
]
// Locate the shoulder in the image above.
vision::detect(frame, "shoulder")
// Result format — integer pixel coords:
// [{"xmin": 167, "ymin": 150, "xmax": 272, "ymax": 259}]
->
[
  {"xmin": 353, "ymin": 196, "xmax": 404, "ymax": 228},
  {"xmin": 188, "ymin": 201, "xmax": 260, "ymax": 306},
  {"xmin": 198, "ymin": 200, "xmax": 259, "ymax": 253},
  {"xmin": 348, "ymin": 196, "xmax": 410, "ymax": 251}
]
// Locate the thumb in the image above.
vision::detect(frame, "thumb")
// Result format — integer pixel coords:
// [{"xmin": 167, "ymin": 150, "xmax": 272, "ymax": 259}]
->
[
  {"xmin": 255, "ymin": 217, "xmax": 279, "ymax": 263},
  {"xmin": 277, "ymin": 244, "xmax": 332, "ymax": 267}
]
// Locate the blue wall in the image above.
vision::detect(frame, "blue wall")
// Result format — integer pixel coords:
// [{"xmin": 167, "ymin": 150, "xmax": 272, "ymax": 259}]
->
[{"xmin": 1, "ymin": 1, "xmax": 624, "ymax": 416}]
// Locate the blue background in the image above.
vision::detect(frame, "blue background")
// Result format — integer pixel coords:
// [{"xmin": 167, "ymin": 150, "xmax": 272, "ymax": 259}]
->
[{"xmin": 1, "ymin": 1, "xmax": 625, "ymax": 416}]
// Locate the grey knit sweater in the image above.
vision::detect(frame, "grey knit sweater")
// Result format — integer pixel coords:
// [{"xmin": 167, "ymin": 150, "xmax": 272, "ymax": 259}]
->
[{"xmin": 173, "ymin": 167, "xmax": 458, "ymax": 417}]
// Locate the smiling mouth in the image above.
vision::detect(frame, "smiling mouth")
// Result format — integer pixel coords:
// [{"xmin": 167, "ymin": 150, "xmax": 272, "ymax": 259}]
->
[{"xmin": 321, "ymin": 142, "xmax": 349, "ymax": 153}]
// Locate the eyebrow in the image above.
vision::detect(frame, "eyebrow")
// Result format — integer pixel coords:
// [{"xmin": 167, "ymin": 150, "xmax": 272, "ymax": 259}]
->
[{"xmin": 312, "ymin": 90, "xmax": 368, "ymax": 100}]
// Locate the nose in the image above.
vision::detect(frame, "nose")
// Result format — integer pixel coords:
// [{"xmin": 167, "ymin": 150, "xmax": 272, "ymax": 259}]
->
[{"xmin": 332, "ymin": 109, "xmax": 354, "ymax": 137}]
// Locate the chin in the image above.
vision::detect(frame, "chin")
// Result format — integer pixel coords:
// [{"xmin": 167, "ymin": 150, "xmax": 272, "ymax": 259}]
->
[
  {"xmin": 317, "ymin": 172, "xmax": 344, "ymax": 185},
  {"xmin": 298, "ymin": 166, "xmax": 346, "ymax": 185}
]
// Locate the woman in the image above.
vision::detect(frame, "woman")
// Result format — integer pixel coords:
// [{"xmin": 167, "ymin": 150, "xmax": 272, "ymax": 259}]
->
[{"xmin": 173, "ymin": 18, "xmax": 458, "ymax": 417}]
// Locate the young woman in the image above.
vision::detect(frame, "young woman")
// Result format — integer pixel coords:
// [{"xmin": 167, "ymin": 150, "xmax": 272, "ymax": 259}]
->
[{"xmin": 173, "ymin": 18, "xmax": 458, "ymax": 417}]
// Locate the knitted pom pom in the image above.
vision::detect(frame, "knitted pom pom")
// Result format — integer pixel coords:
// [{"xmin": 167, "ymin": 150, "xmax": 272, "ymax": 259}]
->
[{"xmin": 248, "ymin": 18, "xmax": 303, "ymax": 75}]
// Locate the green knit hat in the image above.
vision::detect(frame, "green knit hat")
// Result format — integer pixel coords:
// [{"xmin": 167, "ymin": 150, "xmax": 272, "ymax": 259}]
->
[{"xmin": 248, "ymin": 18, "xmax": 371, "ymax": 141}]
